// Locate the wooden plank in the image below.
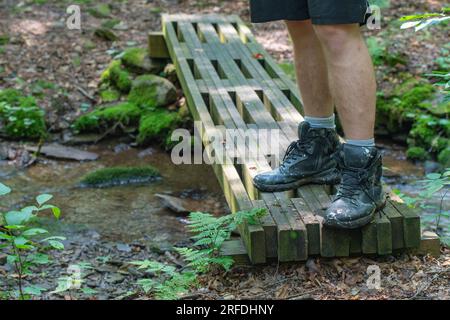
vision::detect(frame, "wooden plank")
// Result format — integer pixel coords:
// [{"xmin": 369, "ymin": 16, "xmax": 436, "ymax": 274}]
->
[
  {"xmin": 309, "ymin": 185, "xmax": 350, "ymax": 258},
  {"xmin": 278, "ymin": 200, "xmax": 308, "ymax": 261},
  {"xmin": 349, "ymin": 229, "xmax": 362, "ymax": 255},
  {"xmin": 252, "ymin": 200, "xmax": 277, "ymax": 258},
  {"xmin": 383, "ymin": 201, "xmax": 405, "ymax": 250},
  {"xmin": 391, "ymin": 201, "xmax": 421, "ymax": 248},
  {"xmin": 148, "ymin": 31, "xmax": 170, "ymax": 58},
  {"xmin": 291, "ymin": 197, "xmax": 321, "ymax": 256},
  {"xmin": 376, "ymin": 212, "xmax": 393, "ymax": 255},
  {"xmin": 220, "ymin": 239, "xmax": 251, "ymax": 265},
  {"xmin": 362, "ymin": 219, "xmax": 378, "ymax": 254},
  {"xmin": 410, "ymin": 231, "xmax": 441, "ymax": 258}
]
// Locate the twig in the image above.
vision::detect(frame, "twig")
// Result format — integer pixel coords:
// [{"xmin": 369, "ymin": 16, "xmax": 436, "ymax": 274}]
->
[{"xmin": 75, "ymin": 85, "xmax": 96, "ymax": 101}]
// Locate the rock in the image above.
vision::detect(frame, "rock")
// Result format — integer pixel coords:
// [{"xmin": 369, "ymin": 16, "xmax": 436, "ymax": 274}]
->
[
  {"xmin": 113, "ymin": 143, "xmax": 130, "ymax": 154},
  {"xmin": 62, "ymin": 132, "xmax": 104, "ymax": 145},
  {"xmin": 79, "ymin": 166, "xmax": 160, "ymax": 188},
  {"xmin": 155, "ymin": 193, "xmax": 203, "ymax": 214},
  {"xmin": 128, "ymin": 75, "xmax": 177, "ymax": 110},
  {"xmin": 137, "ymin": 147, "xmax": 156, "ymax": 158},
  {"xmin": 116, "ymin": 243, "xmax": 132, "ymax": 253},
  {"xmin": 424, "ymin": 160, "xmax": 442, "ymax": 174},
  {"xmin": 0, "ymin": 253, "xmax": 7, "ymax": 265},
  {"xmin": 162, "ymin": 63, "xmax": 178, "ymax": 84},
  {"xmin": 122, "ymin": 47, "xmax": 165, "ymax": 74},
  {"xmin": 25, "ymin": 144, "xmax": 99, "ymax": 161},
  {"xmin": 0, "ymin": 144, "xmax": 8, "ymax": 160}
]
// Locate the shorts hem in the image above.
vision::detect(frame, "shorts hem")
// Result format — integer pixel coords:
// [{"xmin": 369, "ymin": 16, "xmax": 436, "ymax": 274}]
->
[{"xmin": 311, "ymin": 17, "xmax": 367, "ymax": 25}]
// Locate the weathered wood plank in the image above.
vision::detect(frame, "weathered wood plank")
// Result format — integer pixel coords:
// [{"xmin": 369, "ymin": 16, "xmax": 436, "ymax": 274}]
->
[
  {"xmin": 252, "ymin": 200, "xmax": 277, "ymax": 258},
  {"xmin": 391, "ymin": 201, "xmax": 421, "ymax": 248},
  {"xmin": 383, "ymin": 201, "xmax": 405, "ymax": 250},
  {"xmin": 148, "ymin": 31, "xmax": 170, "ymax": 58},
  {"xmin": 376, "ymin": 212, "xmax": 393, "ymax": 255},
  {"xmin": 220, "ymin": 239, "xmax": 251, "ymax": 265},
  {"xmin": 291, "ymin": 197, "xmax": 321, "ymax": 256}
]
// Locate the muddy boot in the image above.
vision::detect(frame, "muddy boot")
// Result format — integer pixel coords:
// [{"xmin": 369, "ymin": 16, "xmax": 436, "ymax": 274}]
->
[
  {"xmin": 253, "ymin": 122, "xmax": 341, "ymax": 192},
  {"xmin": 324, "ymin": 144, "xmax": 386, "ymax": 229}
]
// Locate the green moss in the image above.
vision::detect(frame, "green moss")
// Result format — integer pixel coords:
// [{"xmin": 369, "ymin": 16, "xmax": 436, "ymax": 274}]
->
[
  {"xmin": 438, "ymin": 147, "xmax": 450, "ymax": 167},
  {"xmin": 122, "ymin": 48, "xmax": 147, "ymax": 71},
  {"xmin": 377, "ymin": 79, "xmax": 436, "ymax": 133},
  {"xmin": 408, "ymin": 115, "xmax": 450, "ymax": 156},
  {"xmin": 0, "ymin": 89, "xmax": 46, "ymax": 139},
  {"xmin": 367, "ymin": 37, "xmax": 406, "ymax": 67},
  {"xmin": 80, "ymin": 166, "xmax": 160, "ymax": 188},
  {"xmin": 73, "ymin": 102, "xmax": 141, "ymax": 132},
  {"xmin": 128, "ymin": 74, "xmax": 177, "ymax": 110},
  {"xmin": 99, "ymin": 87, "xmax": 121, "ymax": 102},
  {"xmin": 406, "ymin": 147, "xmax": 429, "ymax": 161},
  {"xmin": 137, "ymin": 109, "xmax": 179, "ymax": 145},
  {"xmin": 100, "ymin": 60, "xmax": 132, "ymax": 93}
]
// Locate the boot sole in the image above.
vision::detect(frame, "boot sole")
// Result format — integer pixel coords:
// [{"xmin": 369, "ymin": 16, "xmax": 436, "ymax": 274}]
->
[
  {"xmin": 325, "ymin": 197, "xmax": 387, "ymax": 230},
  {"xmin": 253, "ymin": 168, "xmax": 340, "ymax": 193}
]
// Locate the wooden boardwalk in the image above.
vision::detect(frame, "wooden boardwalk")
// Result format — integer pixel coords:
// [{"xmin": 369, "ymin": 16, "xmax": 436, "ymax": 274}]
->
[{"xmin": 153, "ymin": 14, "xmax": 433, "ymax": 263}]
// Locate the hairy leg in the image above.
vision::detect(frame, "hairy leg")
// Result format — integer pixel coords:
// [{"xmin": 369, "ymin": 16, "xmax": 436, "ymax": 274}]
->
[
  {"xmin": 313, "ymin": 24, "xmax": 376, "ymax": 140},
  {"xmin": 285, "ymin": 20, "xmax": 334, "ymax": 118}
]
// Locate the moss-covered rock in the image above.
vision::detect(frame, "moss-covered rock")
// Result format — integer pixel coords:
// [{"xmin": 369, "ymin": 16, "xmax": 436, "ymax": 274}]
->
[
  {"xmin": 406, "ymin": 147, "xmax": 429, "ymax": 161},
  {"xmin": 80, "ymin": 166, "xmax": 160, "ymax": 188},
  {"xmin": 128, "ymin": 74, "xmax": 177, "ymax": 110},
  {"xmin": 122, "ymin": 47, "xmax": 165, "ymax": 75},
  {"xmin": 100, "ymin": 60, "xmax": 132, "ymax": 93},
  {"xmin": 73, "ymin": 102, "xmax": 141, "ymax": 132},
  {"xmin": 137, "ymin": 109, "xmax": 179, "ymax": 145},
  {"xmin": 0, "ymin": 89, "xmax": 46, "ymax": 139}
]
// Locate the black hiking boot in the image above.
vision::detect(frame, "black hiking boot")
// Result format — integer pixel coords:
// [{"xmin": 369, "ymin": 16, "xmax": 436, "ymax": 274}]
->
[
  {"xmin": 253, "ymin": 122, "xmax": 341, "ymax": 192},
  {"xmin": 324, "ymin": 144, "xmax": 386, "ymax": 229}
]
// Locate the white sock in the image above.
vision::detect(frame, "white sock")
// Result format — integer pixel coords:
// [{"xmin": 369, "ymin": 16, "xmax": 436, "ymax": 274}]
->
[{"xmin": 304, "ymin": 114, "xmax": 336, "ymax": 129}]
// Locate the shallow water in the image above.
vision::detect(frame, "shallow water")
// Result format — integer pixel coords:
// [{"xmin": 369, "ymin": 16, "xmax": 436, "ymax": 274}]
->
[{"xmin": 0, "ymin": 141, "xmax": 227, "ymax": 248}]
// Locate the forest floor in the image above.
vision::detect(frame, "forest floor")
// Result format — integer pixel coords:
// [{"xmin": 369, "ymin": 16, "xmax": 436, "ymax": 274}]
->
[{"xmin": 0, "ymin": 0, "xmax": 449, "ymax": 300}]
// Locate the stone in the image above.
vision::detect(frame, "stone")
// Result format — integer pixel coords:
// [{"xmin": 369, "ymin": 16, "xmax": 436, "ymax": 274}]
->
[
  {"xmin": 25, "ymin": 144, "xmax": 99, "ymax": 161},
  {"xmin": 128, "ymin": 75, "xmax": 177, "ymax": 110},
  {"xmin": 122, "ymin": 47, "xmax": 165, "ymax": 74}
]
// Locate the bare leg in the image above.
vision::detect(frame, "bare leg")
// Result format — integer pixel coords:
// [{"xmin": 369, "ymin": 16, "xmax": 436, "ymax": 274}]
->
[
  {"xmin": 285, "ymin": 20, "xmax": 334, "ymax": 118},
  {"xmin": 313, "ymin": 24, "xmax": 376, "ymax": 140}
]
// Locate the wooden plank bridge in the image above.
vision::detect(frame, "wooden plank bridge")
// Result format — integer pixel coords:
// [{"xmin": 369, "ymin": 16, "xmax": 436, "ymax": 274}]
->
[{"xmin": 149, "ymin": 14, "xmax": 438, "ymax": 264}]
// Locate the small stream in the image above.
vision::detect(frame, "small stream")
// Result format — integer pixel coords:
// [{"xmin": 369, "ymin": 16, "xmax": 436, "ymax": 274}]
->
[{"xmin": 0, "ymin": 140, "xmax": 228, "ymax": 251}]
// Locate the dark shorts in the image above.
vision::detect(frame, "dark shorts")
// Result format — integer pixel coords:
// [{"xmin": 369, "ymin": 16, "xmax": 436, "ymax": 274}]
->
[{"xmin": 250, "ymin": 0, "xmax": 371, "ymax": 25}]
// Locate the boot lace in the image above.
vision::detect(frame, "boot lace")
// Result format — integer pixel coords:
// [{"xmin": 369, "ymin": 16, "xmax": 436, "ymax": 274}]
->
[
  {"xmin": 335, "ymin": 158, "xmax": 379, "ymax": 206},
  {"xmin": 281, "ymin": 138, "xmax": 315, "ymax": 167}
]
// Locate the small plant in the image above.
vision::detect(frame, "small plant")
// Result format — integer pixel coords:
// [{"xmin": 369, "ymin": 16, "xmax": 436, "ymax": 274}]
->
[
  {"xmin": 132, "ymin": 208, "xmax": 266, "ymax": 300},
  {"xmin": 51, "ymin": 262, "xmax": 97, "ymax": 299},
  {"xmin": 394, "ymin": 168, "xmax": 450, "ymax": 246},
  {"xmin": 0, "ymin": 182, "xmax": 64, "ymax": 300}
]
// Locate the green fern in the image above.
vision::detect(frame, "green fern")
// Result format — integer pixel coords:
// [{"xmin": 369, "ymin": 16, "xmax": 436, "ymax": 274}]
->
[{"xmin": 133, "ymin": 208, "xmax": 267, "ymax": 299}]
